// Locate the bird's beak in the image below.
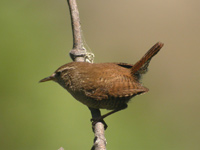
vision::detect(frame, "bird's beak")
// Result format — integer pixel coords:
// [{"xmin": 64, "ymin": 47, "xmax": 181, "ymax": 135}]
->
[{"xmin": 39, "ymin": 73, "xmax": 56, "ymax": 83}]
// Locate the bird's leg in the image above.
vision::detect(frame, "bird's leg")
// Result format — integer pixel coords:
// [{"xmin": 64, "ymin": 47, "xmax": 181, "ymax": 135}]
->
[
  {"xmin": 89, "ymin": 104, "xmax": 128, "ymax": 130},
  {"xmin": 98, "ymin": 104, "xmax": 128, "ymax": 120},
  {"xmin": 100, "ymin": 104, "xmax": 128, "ymax": 120},
  {"xmin": 89, "ymin": 107, "xmax": 108, "ymax": 130}
]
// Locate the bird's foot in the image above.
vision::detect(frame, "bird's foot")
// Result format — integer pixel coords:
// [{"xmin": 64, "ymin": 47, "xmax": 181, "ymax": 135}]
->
[{"xmin": 90, "ymin": 117, "xmax": 108, "ymax": 130}]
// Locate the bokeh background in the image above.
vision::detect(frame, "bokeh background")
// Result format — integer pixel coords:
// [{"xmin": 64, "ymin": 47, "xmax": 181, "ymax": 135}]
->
[{"xmin": 1, "ymin": 0, "xmax": 200, "ymax": 150}]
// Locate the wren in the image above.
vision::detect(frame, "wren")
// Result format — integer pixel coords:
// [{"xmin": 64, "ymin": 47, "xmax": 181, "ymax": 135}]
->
[{"xmin": 40, "ymin": 42, "xmax": 164, "ymax": 126}]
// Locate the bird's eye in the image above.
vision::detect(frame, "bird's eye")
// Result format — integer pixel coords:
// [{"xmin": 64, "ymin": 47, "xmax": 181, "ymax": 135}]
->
[{"xmin": 56, "ymin": 71, "xmax": 61, "ymax": 76}]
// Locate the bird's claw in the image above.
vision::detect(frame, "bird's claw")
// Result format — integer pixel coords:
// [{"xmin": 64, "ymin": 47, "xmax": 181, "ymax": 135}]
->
[{"xmin": 90, "ymin": 118, "xmax": 108, "ymax": 130}]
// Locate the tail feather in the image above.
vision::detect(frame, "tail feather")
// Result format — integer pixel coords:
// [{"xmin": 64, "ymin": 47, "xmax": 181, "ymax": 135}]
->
[{"xmin": 131, "ymin": 42, "xmax": 164, "ymax": 75}]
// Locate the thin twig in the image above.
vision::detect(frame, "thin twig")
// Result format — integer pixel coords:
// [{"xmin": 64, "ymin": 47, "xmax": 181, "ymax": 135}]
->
[
  {"xmin": 66, "ymin": 0, "xmax": 106, "ymax": 150},
  {"xmin": 91, "ymin": 123, "xmax": 107, "ymax": 150},
  {"xmin": 89, "ymin": 108, "xmax": 107, "ymax": 150},
  {"xmin": 67, "ymin": 0, "xmax": 86, "ymax": 62}
]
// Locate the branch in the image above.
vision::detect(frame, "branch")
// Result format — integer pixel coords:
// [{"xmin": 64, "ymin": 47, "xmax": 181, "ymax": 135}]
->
[
  {"xmin": 91, "ymin": 123, "xmax": 107, "ymax": 150},
  {"xmin": 67, "ymin": 0, "xmax": 86, "ymax": 62},
  {"xmin": 89, "ymin": 108, "xmax": 107, "ymax": 150},
  {"xmin": 66, "ymin": 0, "xmax": 106, "ymax": 150}
]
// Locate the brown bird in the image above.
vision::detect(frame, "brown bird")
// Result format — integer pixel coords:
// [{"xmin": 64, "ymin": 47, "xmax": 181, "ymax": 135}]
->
[{"xmin": 40, "ymin": 42, "xmax": 164, "ymax": 128}]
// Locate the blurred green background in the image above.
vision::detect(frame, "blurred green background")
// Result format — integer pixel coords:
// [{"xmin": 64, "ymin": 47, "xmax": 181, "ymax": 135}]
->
[{"xmin": 0, "ymin": 0, "xmax": 200, "ymax": 150}]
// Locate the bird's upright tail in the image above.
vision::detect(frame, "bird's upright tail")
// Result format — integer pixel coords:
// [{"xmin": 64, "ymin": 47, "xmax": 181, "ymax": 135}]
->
[{"xmin": 131, "ymin": 42, "xmax": 164, "ymax": 75}]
